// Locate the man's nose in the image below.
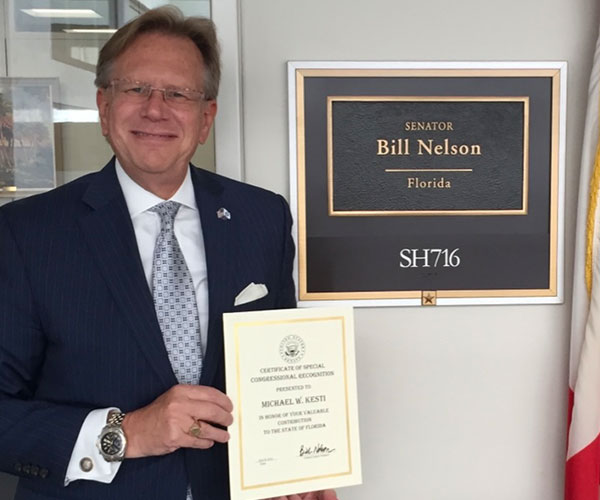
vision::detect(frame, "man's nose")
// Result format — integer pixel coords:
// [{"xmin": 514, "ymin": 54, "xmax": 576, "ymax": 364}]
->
[{"xmin": 141, "ymin": 89, "xmax": 168, "ymax": 118}]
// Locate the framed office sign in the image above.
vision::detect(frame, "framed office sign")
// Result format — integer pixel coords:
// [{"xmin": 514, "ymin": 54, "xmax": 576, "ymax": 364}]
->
[{"xmin": 288, "ymin": 62, "xmax": 566, "ymax": 307}]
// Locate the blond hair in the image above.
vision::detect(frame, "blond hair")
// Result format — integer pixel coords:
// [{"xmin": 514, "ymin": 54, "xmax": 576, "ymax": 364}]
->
[{"xmin": 95, "ymin": 6, "xmax": 220, "ymax": 99}]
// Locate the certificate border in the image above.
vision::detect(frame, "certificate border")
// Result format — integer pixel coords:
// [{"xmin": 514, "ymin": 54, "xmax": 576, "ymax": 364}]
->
[
  {"xmin": 288, "ymin": 62, "xmax": 566, "ymax": 307},
  {"xmin": 234, "ymin": 315, "xmax": 353, "ymax": 490}
]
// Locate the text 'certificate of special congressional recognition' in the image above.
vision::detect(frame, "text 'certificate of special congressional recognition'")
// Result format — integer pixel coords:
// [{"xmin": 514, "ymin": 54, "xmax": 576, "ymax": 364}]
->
[{"xmin": 223, "ymin": 307, "xmax": 362, "ymax": 500}]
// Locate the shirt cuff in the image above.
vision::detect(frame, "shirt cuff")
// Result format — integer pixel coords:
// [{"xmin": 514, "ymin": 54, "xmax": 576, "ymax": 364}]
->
[{"xmin": 64, "ymin": 408, "xmax": 123, "ymax": 485}]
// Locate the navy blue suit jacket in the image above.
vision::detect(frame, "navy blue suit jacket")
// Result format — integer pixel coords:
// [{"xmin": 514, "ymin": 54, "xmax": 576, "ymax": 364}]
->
[{"xmin": 0, "ymin": 159, "xmax": 296, "ymax": 500}]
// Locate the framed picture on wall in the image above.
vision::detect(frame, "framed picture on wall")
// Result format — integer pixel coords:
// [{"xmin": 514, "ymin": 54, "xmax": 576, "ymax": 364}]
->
[
  {"xmin": 288, "ymin": 62, "xmax": 566, "ymax": 307},
  {"xmin": 0, "ymin": 78, "xmax": 57, "ymax": 196}
]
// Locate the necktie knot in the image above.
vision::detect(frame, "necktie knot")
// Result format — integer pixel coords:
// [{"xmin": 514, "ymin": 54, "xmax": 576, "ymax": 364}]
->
[{"xmin": 150, "ymin": 201, "xmax": 181, "ymax": 231}]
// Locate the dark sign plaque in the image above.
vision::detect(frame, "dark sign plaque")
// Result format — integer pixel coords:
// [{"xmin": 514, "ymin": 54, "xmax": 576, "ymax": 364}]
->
[
  {"xmin": 288, "ymin": 63, "xmax": 565, "ymax": 306},
  {"xmin": 329, "ymin": 97, "xmax": 528, "ymax": 215}
]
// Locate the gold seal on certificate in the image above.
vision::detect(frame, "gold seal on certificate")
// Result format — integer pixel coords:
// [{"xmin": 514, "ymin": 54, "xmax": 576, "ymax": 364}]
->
[{"xmin": 223, "ymin": 306, "xmax": 362, "ymax": 500}]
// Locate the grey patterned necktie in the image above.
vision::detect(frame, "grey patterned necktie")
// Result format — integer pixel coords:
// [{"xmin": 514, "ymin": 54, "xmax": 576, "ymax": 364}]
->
[{"xmin": 150, "ymin": 201, "xmax": 203, "ymax": 385}]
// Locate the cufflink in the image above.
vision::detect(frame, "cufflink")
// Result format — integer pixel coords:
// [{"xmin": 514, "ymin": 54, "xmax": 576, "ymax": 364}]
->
[{"xmin": 80, "ymin": 457, "xmax": 94, "ymax": 472}]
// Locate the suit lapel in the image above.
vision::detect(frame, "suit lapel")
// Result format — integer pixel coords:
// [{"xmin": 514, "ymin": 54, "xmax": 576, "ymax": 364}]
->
[
  {"xmin": 191, "ymin": 167, "xmax": 235, "ymax": 386},
  {"xmin": 78, "ymin": 160, "xmax": 177, "ymax": 389},
  {"xmin": 77, "ymin": 162, "xmax": 236, "ymax": 390}
]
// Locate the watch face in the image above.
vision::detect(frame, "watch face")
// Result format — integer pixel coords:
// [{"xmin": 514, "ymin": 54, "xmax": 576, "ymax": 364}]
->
[{"xmin": 101, "ymin": 431, "xmax": 124, "ymax": 456}]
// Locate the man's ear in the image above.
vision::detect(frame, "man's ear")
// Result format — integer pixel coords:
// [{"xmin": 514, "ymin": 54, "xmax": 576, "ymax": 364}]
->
[
  {"xmin": 198, "ymin": 100, "xmax": 217, "ymax": 145},
  {"xmin": 96, "ymin": 88, "xmax": 110, "ymax": 137}
]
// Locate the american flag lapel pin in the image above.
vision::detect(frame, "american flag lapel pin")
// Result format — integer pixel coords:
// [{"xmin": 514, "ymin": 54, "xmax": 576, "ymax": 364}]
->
[{"xmin": 217, "ymin": 207, "xmax": 231, "ymax": 220}]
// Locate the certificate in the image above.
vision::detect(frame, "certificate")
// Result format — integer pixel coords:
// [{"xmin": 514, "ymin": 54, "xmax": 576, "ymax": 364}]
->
[{"xmin": 223, "ymin": 307, "xmax": 362, "ymax": 500}]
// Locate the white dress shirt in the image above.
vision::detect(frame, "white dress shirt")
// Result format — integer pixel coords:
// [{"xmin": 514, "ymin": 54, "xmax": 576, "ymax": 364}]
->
[{"xmin": 65, "ymin": 161, "xmax": 208, "ymax": 484}]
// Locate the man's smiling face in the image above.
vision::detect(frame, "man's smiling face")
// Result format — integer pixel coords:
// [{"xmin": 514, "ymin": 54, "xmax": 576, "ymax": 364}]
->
[{"xmin": 96, "ymin": 32, "xmax": 216, "ymax": 195}]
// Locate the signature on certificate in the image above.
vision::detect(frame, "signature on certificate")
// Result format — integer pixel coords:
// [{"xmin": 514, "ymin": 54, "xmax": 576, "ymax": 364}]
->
[{"xmin": 299, "ymin": 443, "xmax": 336, "ymax": 458}]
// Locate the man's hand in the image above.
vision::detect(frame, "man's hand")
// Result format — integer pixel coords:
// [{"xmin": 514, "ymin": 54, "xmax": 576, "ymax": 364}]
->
[
  {"xmin": 122, "ymin": 384, "xmax": 233, "ymax": 458},
  {"xmin": 265, "ymin": 490, "xmax": 338, "ymax": 500}
]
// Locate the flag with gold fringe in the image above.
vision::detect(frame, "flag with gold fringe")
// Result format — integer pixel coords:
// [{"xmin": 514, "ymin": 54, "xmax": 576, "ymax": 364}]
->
[{"xmin": 566, "ymin": 30, "xmax": 600, "ymax": 500}]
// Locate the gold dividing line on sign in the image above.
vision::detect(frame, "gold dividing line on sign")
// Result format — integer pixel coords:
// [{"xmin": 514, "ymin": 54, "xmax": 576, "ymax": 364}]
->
[{"xmin": 385, "ymin": 168, "xmax": 473, "ymax": 172}]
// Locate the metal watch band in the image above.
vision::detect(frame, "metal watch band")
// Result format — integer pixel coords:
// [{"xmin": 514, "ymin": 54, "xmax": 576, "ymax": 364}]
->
[{"xmin": 107, "ymin": 411, "xmax": 126, "ymax": 426}]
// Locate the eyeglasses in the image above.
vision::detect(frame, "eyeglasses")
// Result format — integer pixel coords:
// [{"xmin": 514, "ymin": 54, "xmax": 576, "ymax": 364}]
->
[{"xmin": 107, "ymin": 79, "xmax": 207, "ymax": 106}]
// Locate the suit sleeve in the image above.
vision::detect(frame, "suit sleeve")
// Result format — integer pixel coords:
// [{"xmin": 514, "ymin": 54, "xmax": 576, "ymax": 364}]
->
[
  {"xmin": 274, "ymin": 195, "xmax": 297, "ymax": 309},
  {"xmin": 0, "ymin": 210, "xmax": 90, "ymax": 486}
]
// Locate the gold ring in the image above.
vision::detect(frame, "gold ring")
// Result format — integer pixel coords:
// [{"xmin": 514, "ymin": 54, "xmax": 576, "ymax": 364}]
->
[{"xmin": 188, "ymin": 420, "xmax": 203, "ymax": 438}]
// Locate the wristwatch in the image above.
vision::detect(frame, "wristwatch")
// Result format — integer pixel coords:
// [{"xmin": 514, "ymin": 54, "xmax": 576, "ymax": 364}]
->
[{"xmin": 97, "ymin": 410, "xmax": 127, "ymax": 462}]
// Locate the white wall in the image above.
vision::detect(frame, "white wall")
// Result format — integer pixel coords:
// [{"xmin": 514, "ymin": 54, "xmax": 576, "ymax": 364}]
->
[{"xmin": 238, "ymin": 0, "xmax": 600, "ymax": 498}]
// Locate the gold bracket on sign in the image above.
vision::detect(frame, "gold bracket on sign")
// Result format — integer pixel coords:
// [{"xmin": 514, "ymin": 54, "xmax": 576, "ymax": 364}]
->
[{"xmin": 421, "ymin": 291, "xmax": 437, "ymax": 306}]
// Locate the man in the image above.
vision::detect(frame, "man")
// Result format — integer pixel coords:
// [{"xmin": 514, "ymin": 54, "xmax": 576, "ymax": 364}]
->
[{"xmin": 0, "ymin": 6, "xmax": 336, "ymax": 500}]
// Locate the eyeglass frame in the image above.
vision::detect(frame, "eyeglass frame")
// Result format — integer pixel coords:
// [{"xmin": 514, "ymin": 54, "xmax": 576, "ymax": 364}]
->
[{"xmin": 105, "ymin": 79, "xmax": 209, "ymax": 105}]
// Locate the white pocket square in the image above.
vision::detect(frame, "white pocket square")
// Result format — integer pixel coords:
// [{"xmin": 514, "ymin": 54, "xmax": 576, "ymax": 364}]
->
[{"xmin": 234, "ymin": 282, "xmax": 268, "ymax": 306}]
